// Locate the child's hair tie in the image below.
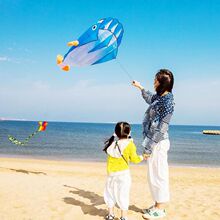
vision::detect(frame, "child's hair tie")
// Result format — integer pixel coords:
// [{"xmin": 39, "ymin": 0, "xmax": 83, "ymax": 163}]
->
[{"xmin": 113, "ymin": 133, "xmax": 117, "ymax": 137}]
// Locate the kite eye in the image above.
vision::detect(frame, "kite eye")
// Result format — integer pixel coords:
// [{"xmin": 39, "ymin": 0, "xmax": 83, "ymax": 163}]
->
[{"xmin": 92, "ymin": 25, "xmax": 97, "ymax": 30}]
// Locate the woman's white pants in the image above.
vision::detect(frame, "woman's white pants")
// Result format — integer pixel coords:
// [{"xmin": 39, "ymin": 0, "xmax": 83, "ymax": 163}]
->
[
  {"xmin": 104, "ymin": 170, "xmax": 131, "ymax": 211},
  {"xmin": 147, "ymin": 139, "xmax": 170, "ymax": 203}
]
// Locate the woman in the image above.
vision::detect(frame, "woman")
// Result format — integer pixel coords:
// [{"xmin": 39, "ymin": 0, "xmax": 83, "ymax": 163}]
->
[{"xmin": 132, "ymin": 69, "xmax": 174, "ymax": 219}]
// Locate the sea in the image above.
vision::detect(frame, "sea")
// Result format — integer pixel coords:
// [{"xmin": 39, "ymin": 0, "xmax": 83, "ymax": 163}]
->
[{"xmin": 0, "ymin": 121, "xmax": 220, "ymax": 167}]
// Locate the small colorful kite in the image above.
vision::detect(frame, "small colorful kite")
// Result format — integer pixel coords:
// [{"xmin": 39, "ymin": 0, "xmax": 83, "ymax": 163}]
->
[
  {"xmin": 57, "ymin": 17, "xmax": 124, "ymax": 71},
  {"xmin": 8, "ymin": 121, "xmax": 48, "ymax": 146}
]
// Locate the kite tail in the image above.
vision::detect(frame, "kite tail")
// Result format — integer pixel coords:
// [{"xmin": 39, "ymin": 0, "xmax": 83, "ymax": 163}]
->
[
  {"xmin": 8, "ymin": 135, "xmax": 25, "ymax": 146},
  {"xmin": 23, "ymin": 130, "xmax": 40, "ymax": 145},
  {"xmin": 8, "ymin": 121, "xmax": 48, "ymax": 146},
  {"xmin": 8, "ymin": 130, "xmax": 39, "ymax": 146}
]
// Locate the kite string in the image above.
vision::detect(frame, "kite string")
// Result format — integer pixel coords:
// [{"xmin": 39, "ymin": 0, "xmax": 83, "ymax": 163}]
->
[{"xmin": 116, "ymin": 59, "xmax": 134, "ymax": 82}]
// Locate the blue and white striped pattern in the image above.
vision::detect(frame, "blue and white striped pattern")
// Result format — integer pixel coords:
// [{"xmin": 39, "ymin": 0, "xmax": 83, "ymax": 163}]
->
[{"xmin": 61, "ymin": 17, "xmax": 124, "ymax": 67}]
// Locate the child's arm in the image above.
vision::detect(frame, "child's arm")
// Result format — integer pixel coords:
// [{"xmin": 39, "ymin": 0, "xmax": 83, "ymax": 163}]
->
[{"xmin": 129, "ymin": 142, "xmax": 143, "ymax": 163}]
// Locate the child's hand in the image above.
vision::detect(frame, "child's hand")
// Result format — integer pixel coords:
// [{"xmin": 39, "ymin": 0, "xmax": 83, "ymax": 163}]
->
[
  {"xmin": 132, "ymin": 80, "xmax": 144, "ymax": 90},
  {"xmin": 143, "ymin": 154, "xmax": 150, "ymax": 160}
]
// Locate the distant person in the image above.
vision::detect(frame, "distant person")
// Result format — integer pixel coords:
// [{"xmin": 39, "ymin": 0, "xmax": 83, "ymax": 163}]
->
[
  {"xmin": 103, "ymin": 122, "xmax": 144, "ymax": 220},
  {"xmin": 132, "ymin": 69, "xmax": 175, "ymax": 219}
]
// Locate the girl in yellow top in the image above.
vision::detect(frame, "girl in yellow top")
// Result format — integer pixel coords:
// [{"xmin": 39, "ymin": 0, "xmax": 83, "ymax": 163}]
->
[{"xmin": 103, "ymin": 122, "xmax": 144, "ymax": 220}]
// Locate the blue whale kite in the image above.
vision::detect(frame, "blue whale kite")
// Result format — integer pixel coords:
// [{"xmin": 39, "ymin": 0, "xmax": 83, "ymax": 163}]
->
[{"xmin": 57, "ymin": 17, "xmax": 124, "ymax": 71}]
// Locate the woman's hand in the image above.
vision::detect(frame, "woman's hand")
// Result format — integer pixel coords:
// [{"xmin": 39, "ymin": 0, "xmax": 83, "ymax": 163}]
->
[{"xmin": 132, "ymin": 80, "xmax": 144, "ymax": 90}]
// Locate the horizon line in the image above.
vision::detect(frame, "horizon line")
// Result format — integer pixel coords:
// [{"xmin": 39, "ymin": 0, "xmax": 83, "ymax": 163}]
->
[{"xmin": 0, "ymin": 118, "xmax": 219, "ymax": 127}]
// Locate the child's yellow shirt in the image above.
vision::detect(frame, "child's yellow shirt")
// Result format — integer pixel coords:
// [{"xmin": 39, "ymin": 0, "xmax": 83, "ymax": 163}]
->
[{"xmin": 106, "ymin": 139, "xmax": 143, "ymax": 174}]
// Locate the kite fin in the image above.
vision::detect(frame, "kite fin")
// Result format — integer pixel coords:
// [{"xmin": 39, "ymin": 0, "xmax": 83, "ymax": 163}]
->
[
  {"xmin": 57, "ymin": 55, "xmax": 63, "ymax": 65},
  {"xmin": 62, "ymin": 65, "xmax": 70, "ymax": 71},
  {"xmin": 67, "ymin": 40, "xmax": 79, "ymax": 47},
  {"xmin": 92, "ymin": 49, "xmax": 117, "ymax": 65}
]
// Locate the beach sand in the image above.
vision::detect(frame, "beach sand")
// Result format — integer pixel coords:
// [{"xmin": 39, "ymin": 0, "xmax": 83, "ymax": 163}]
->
[{"xmin": 0, "ymin": 158, "xmax": 219, "ymax": 220}]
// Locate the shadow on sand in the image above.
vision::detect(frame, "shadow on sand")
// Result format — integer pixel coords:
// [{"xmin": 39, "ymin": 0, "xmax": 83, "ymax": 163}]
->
[
  {"xmin": 63, "ymin": 185, "xmax": 143, "ymax": 218},
  {"xmin": 63, "ymin": 185, "xmax": 107, "ymax": 217},
  {"xmin": 10, "ymin": 168, "xmax": 47, "ymax": 175},
  {"xmin": 0, "ymin": 167, "xmax": 47, "ymax": 175}
]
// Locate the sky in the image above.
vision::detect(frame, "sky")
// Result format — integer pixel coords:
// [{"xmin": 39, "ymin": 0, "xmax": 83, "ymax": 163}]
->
[{"xmin": 0, "ymin": 0, "xmax": 220, "ymax": 125}]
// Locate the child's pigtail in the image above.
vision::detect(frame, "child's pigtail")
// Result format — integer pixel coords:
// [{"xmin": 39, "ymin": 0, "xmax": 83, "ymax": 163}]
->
[{"xmin": 103, "ymin": 134, "xmax": 116, "ymax": 153}]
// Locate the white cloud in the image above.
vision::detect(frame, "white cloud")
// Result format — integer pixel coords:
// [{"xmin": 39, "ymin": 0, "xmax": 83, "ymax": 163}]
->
[
  {"xmin": 173, "ymin": 79, "xmax": 220, "ymax": 125},
  {"xmin": 0, "ymin": 79, "xmax": 220, "ymax": 125},
  {"xmin": 0, "ymin": 80, "xmax": 144, "ymax": 123},
  {"xmin": 0, "ymin": 56, "xmax": 10, "ymax": 62},
  {"xmin": 0, "ymin": 55, "xmax": 36, "ymax": 64}
]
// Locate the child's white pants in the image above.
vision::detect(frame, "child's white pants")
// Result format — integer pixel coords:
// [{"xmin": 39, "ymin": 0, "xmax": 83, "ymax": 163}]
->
[
  {"xmin": 104, "ymin": 170, "xmax": 131, "ymax": 210},
  {"xmin": 147, "ymin": 139, "xmax": 170, "ymax": 203}
]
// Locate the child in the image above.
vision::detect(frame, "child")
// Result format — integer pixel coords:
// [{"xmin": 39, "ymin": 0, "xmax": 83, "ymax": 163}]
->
[{"xmin": 103, "ymin": 122, "xmax": 144, "ymax": 220}]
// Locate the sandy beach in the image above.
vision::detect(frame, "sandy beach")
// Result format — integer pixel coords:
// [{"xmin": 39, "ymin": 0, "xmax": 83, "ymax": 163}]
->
[{"xmin": 0, "ymin": 157, "xmax": 219, "ymax": 220}]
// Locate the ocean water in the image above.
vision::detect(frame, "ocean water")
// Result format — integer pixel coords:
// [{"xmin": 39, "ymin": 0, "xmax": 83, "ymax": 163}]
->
[{"xmin": 0, "ymin": 121, "xmax": 220, "ymax": 167}]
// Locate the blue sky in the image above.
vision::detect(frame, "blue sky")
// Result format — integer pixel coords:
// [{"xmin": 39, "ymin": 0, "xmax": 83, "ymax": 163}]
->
[{"xmin": 0, "ymin": 0, "xmax": 220, "ymax": 125}]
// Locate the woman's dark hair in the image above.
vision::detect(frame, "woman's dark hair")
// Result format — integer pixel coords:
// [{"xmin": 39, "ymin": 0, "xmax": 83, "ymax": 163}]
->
[
  {"xmin": 155, "ymin": 69, "xmax": 174, "ymax": 96},
  {"xmin": 103, "ymin": 122, "xmax": 131, "ymax": 153}
]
